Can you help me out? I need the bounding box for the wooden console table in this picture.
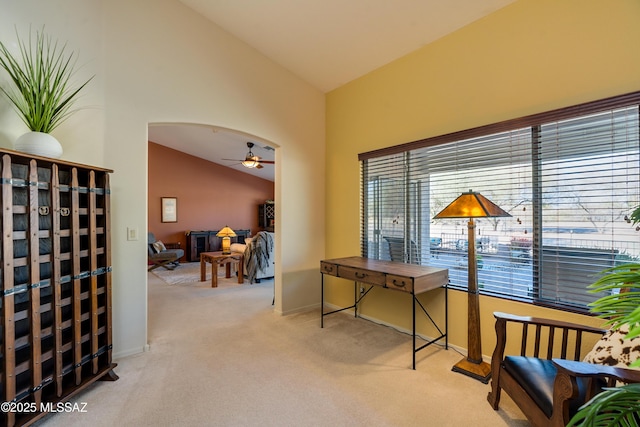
[200,251,244,288]
[320,256,448,369]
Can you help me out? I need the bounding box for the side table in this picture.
[200,251,244,287]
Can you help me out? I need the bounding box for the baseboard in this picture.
[279,302,320,316]
[113,344,149,360]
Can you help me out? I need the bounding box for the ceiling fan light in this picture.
[242,156,260,168]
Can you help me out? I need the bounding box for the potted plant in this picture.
[0,28,93,158]
[567,204,640,426]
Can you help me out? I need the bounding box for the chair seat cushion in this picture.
[150,249,183,261]
[503,356,590,418]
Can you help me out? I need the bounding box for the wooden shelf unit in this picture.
[0,149,117,427]
[258,203,274,232]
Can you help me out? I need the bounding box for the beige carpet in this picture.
[34,269,527,427]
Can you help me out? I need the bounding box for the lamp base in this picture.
[452,357,491,384]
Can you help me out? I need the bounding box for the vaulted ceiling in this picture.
[150,1,516,180]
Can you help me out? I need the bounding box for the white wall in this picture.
[1,0,326,358]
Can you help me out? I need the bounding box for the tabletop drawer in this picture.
[338,266,385,285]
[320,261,338,276]
[386,275,413,293]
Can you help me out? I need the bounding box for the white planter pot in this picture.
[14,131,63,159]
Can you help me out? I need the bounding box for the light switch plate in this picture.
[127,227,138,241]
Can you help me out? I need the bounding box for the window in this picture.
[360,92,640,312]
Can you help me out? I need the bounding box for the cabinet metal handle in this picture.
[392,279,406,287]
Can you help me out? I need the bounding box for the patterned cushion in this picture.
[152,240,166,253]
[583,324,640,368]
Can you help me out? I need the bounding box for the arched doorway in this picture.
[146,122,280,303]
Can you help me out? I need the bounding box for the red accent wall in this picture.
[148,142,274,255]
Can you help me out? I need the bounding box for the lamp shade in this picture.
[216,226,237,238]
[434,190,511,219]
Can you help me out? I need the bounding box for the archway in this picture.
[146,122,281,307]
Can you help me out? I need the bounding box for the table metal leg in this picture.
[321,273,324,328]
[445,283,449,349]
[413,292,416,370]
[354,282,358,318]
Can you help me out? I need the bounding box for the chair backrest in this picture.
[383,236,420,264]
[147,232,157,256]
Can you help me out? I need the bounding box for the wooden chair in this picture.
[486,312,640,427]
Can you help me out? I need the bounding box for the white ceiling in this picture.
[150,0,516,180]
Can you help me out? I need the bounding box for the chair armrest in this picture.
[553,359,640,385]
[164,242,181,249]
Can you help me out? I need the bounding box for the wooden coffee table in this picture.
[200,251,244,287]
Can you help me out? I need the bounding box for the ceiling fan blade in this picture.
[258,160,275,164]
[222,158,246,162]
[256,163,264,169]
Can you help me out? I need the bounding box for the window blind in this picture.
[536,107,639,309]
[360,93,640,312]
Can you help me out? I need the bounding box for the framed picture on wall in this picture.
[161,197,177,223]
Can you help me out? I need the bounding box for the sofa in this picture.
[231,231,275,283]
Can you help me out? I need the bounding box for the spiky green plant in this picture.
[567,205,640,426]
[0,28,93,133]
[628,204,640,231]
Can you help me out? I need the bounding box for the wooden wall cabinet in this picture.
[0,149,117,426]
[185,229,251,262]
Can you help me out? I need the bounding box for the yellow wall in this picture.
[325,0,640,358]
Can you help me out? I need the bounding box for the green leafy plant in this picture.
[568,384,640,426]
[567,204,640,426]
[0,28,93,133]
[587,263,640,366]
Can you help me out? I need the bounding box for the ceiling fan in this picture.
[223,142,275,169]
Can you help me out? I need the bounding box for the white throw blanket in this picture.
[244,231,273,283]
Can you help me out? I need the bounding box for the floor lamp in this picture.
[434,190,511,383]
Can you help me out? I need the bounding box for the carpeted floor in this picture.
[34,266,527,427]
[151,261,244,285]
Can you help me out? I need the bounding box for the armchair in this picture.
[487,312,640,427]
[147,232,184,271]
